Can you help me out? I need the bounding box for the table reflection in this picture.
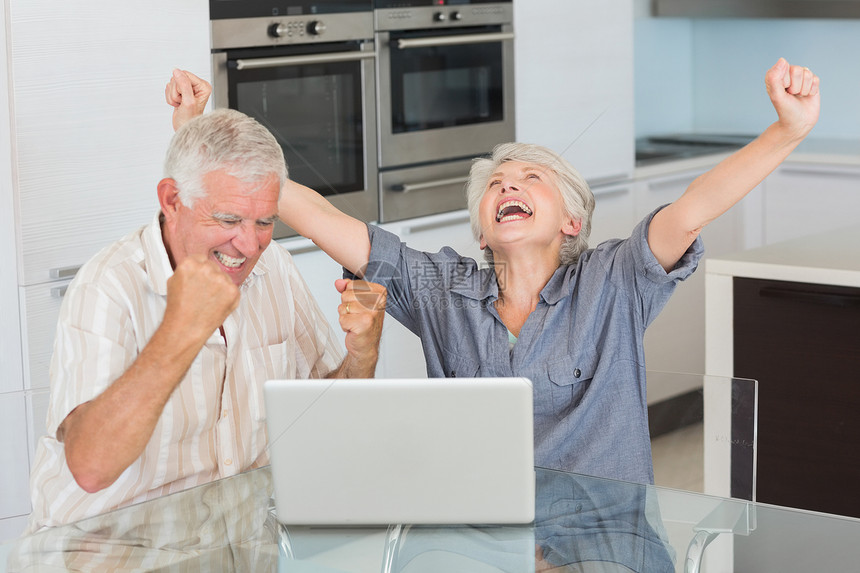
[7,467,679,573]
[7,468,279,572]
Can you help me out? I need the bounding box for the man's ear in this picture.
[157,178,182,220]
[561,217,582,237]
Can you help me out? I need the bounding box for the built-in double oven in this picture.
[210,0,378,239]
[210,0,514,232]
[374,0,515,222]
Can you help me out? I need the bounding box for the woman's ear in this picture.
[561,217,582,237]
[479,233,487,250]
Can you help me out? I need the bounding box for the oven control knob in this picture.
[307,20,326,35]
[269,23,287,38]
[433,11,447,22]
[451,11,463,21]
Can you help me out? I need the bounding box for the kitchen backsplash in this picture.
[634,11,860,139]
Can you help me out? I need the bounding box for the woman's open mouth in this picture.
[496,199,533,222]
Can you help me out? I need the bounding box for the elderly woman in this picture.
[169,58,819,483]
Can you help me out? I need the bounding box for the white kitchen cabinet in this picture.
[589,180,638,246]
[376,211,483,379]
[763,162,860,245]
[0,0,210,530]
[635,167,751,396]
[514,0,634,184]
[8,1,210,286]
[18,281,72,391]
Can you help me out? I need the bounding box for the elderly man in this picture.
[25,98,386,532]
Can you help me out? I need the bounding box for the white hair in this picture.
[164,108,287,207]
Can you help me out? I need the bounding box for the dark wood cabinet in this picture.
[733,277,860,518]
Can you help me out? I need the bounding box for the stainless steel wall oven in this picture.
[210,0,378,239]
[374,1,515,222]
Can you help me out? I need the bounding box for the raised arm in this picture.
[648,58,820,271]
[279,179,372,276]
[163,71,372,275]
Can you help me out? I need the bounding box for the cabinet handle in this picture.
[778,165,860,179]
[390,176,469,193]
[593,186,631,199]
[50,266,80,280]
[759,286,860,308]
[401,213,472,235]
[647,171,701,192]
[51,285,68,298]
[588,173,632,188]
[286,243,320,256]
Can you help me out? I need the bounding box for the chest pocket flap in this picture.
[546,344,598,420]
[444,353,481,378]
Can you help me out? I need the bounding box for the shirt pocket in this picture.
[442,353,481,378]
[546,346,598,421]
[244,340,293,422]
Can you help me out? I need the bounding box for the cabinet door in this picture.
[0,392,31,526]
[635,169,747,384]
[734,277,860,518]
[18,281,71,390]
[9,0,210,285]
[0,388,49,535]
[514,0,633,184]
[589,180,637,246]
[377,211,481,379]
[763,163,860,245]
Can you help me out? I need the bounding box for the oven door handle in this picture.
[395,32,515,50]
[391,176,469,193]
[233,51,375,71]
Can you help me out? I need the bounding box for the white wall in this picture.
[633,13,694,137]
[634,5,860,139]
[691,18,860,138]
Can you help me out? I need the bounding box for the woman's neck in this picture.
[492,248,559,336]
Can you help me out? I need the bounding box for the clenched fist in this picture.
[163,254,240,343]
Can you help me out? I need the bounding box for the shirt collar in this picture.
[539,264,577,305]
[447,262,575,306]
[447,264,499,302]
[142,211,267,296]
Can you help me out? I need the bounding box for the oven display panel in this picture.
[374,0,510,7]
[211,0,372,19]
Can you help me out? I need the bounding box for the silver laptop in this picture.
[263,377,535,525]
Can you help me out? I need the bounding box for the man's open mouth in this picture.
[215,251,246,268]
[496,200,533,222]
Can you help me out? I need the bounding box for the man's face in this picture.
[160,169,280,286]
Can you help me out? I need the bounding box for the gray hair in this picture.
[465,142,595,266]
[164,108,287,208]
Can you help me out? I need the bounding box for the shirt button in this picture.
[225,458,233,466]
[222,409,228,418]
[574,368,581,378]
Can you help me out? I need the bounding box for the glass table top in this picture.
[3,465,860,572]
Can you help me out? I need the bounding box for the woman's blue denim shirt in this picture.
[356,208,703,485]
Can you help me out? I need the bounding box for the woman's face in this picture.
[477,160,581,258]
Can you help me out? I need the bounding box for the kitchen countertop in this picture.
[706,224,860,288]
[704,224,860,381]
[634,135,860,179]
